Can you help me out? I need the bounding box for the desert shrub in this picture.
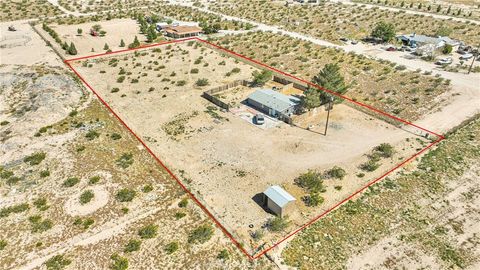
[190,68,199,73]
[266,216,289,232]
[164,241,179,254]
[110,133,121,140]
[217,249,229,260]
[138,224,158,239]
[82,218,94,229]
[176,80,186,86]
[79,190,94,204]
[110,254,128,270]
[360,160,380,172]
[124,239,141,253]
[374,143,395,158]
[188,224,214,244]
[174,212,186,219]
[111,87,120,93]
[0,203,29,218]
[63,177,80,187]
[251,69,272,86]
[0,120,9,126]
[295,170,325,193]
[40,170,50,178]
[142,184,153,193]
[178,198,188,208]
[29,215,53,233]
[85,130,100,140]
[303,192,324,207]
[116,188,136,202]
[89,176,100,184]
[0,240,6,250]
[195,78,209,86]
[116,153,133,168]
[45,254,71,270]
[325,166,346,179]
[117,76,125,83]
[24,152,46,165]
[33,198,49,211]
[0,170,13,179]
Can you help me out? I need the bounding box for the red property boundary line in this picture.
[64,37,445,260]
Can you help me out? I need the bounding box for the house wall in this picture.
[247,98,272,116]
[266,198,283,217]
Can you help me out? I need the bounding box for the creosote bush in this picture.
[138,224,158,239]
[188,224,214,244]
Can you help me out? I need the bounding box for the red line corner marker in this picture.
[64,37,444,260]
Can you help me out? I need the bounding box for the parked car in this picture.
[460,53,474,60]
[386,46,396,51]
[436,57,453,65]
[254,114,265,125]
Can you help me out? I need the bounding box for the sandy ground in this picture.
[46,19,142,58]
[346,164,480,269]
[71,41,428,252]
[0,21,62,66]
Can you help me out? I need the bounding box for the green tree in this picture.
[146,25,157,42]
[371,21,396,42]
[443,44,453,54]
[301,87,322,110]
[77,28,82,35]
[312,63,347,102]
[129,36,140,49]
[119,39,125,47]
[68,42,77,55]
[251,69,272,86]
[103,43,109,50]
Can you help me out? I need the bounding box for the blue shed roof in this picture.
[264,185,296,208]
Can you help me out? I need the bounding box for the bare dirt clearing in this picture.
[71,40,431,253]
[0,21,62,66]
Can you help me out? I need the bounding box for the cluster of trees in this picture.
[199,21,221,34]
[42,23,77,55]
[136,14,159,43]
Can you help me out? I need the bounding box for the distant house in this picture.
[246,88,300,118]
[163,25,203,38]
[263,185,296,218]
[397,34,460,49]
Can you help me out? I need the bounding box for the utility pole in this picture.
[467,44,479,74]
[324,96,334,136]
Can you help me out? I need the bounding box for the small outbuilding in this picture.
[263,185,296,218]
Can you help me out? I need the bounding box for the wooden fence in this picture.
[203,80,249,111]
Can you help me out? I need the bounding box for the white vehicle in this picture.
[436,57,453,65]
[254,114,265,125]
[460,53,473,60]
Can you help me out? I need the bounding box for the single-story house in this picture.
[263,185,296,218]
[246,88,300,118]
[397,34,460,49]
[163,25,203,38]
